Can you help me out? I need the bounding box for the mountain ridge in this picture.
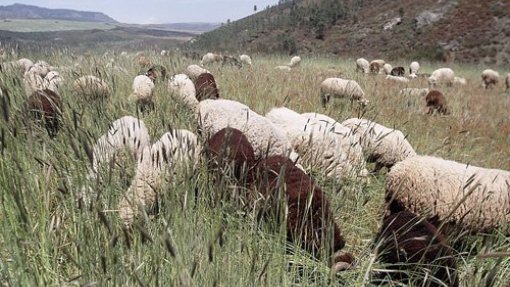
[0,3,117,23]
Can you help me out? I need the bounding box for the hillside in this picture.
[0,3,117,23]
[192,0,510,65]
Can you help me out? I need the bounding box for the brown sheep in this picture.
[425,90,449,115]
[390,67,405,77]
[254,155,353,271]
[370,59,385,74]
[374,211,458,287]
[22,89,62,137]
[145,65,167,83]
[195,73,219,101]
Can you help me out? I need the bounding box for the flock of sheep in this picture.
[2,50,510,286]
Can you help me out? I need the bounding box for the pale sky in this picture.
[1,0,279,24]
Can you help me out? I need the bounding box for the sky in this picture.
[2,0,280,24]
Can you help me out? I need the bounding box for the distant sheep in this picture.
[72,75,110,100]
[145,65,167,83]
[386,155,510,234]
[428,68,455,87]
[239,54,253,66]
[288,56,301,67]
[409,61,420,75]
[168,74,198,111]
[16,58,34,73]
[275,65,291,72]
[374,211,458,287]
[481,69,499,89]
[21,89,62,138]
[386,75,409,84]
[370,59,385,74]
[131,75,155,111]
[320,78,368,107]
[356,58,369,74]
[222,55,242,68]
[453,76,467,86]
[425,90,448,115]
[43,71,63,94]
[390,67,405,77]
[399,88,429,97]
[186,64,211,81]
[383,63,393,75]
[195,73,219,101]
[201,52,223,66]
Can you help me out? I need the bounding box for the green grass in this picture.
[0,51,509,286]
[0,19,115,32]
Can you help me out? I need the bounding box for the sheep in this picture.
[374,211,458,287]
[21,89,62,138]
[342,118,416,171]
[16,58,34,73]
[481,69,500,89]
[168,74,198,111]
[186,64,211,81]
[288,56,301,67]
[131,75,155,111]
[145,65,167,83]
[198,99,295,160]
[239,54,253,66]
[23,70,45,96]
[118,129,200,226]
[43,71,63,94]
[453,76,467,86]
[386,75,409,84]
[320,77,368,107]
[356,58,369,74]
[72,75,110,100]
[428,68,455,87]
[425,90,449,115]
[275,65,291,72]
[386,155,510,234]
[160,50,167,56]
[266,107,367,181]
[383,63,393,75]
[200,52,223,66]
[409,61,420,75]
[390,66,405,77]
[506,73,510,91]
[195,73,219,101]
[28,60,51,77]
[222,55,242,68]
[254,155,354,272]
[399,88,429,97]
[370,59,385,74]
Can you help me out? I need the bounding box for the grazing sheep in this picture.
[386,155,510,234]
[222,55,242,68]
[383,63,393,75]
[43,71,63,94]
[506,73,510,91]
[239,54,253,66]
[266,107,367,180]
[16,58,34,72]
[481,69,500,89]
[195,73,219,101]
[390,67,405,77]
[23,70,45,96]
[201,52,223,66]
[131,75,155,111]
[275,65,291,72]
[254,155,353,271]
[145,65,167,83]
[72,75,110,100]
[28,60,51,77]
[356,58,370,74]
[168,74,198,111]
[425,90,449,115]
[374,211,458,287]
[21,89,62,138]
[453,76,467,86]
[320,78,368,107]
[386,75,409,84]
[342,118,416,171]
[118,129,200,226]
[288,56,301,67]
[198,99,294,160]
[399,88,429,97]
[428,68,455,87]
[409,61,420,75]
[186,64,210,81]
[370,59,385,74]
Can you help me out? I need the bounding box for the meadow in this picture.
[0,50,509,286]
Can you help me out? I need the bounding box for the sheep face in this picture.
[425,90,449,115]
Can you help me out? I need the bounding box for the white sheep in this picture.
[428,68,455,87]
[320,78,368,107]
[16,58,34,73]
[453,76,467,86]
[160,50,167,56]
[383,63,393,75]
[200,52,223,66]
[118,129,200,226]
[168,74,198,111]
[355,58,369,74]
[342,118,416,170]
[275,65,291,72]
[239,54,253,66]
[198,99,294,160]
[186,64,210,81]
[481,69,500,89]
[30,60,52,77]
[130,75,155,109]
[409,61,420,75]
[385,75,409,84]
[399,88,429,97]
[288,56,301,67]
[23,70,44,96]
[72,75,110,100]
[43,71,63,93]
[386,155,510,233]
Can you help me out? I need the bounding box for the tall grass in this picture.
[0,50,509,286]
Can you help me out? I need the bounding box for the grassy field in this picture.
[0,19,115,32]
[0,50,509,286]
